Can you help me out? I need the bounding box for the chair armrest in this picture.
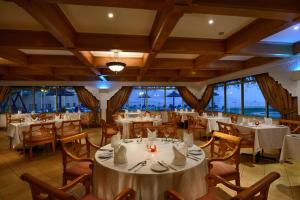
[62,146,94,163]
[114,188,135,200]
[164,189,185,200]
[206,174,245,192]
[291,126,300,134]
[199,137,213,148]
[87,138,100,149]
[59,174,90,192]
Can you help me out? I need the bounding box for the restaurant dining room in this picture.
[1,0,300,200]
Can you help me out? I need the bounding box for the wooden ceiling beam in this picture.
[0,48,28,65]
[244,57,282,68]
[239,42,294,57]
[194,54,224,67]
[28,55,84,67]
[13,0,75,48]
[188,0,300,21]
[151,58,194,69]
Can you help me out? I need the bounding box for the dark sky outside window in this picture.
[213,84,224,112]
[147,87,165,111]
[226,83,241,114]
[244,81,266,117]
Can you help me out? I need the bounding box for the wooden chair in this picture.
[6,112,23,149]
[200,132,242,186]
[279,119,300,134]
[164,172,280,200]
[100,119,119,146]
[80,112,90,128]
[22,122,56,160]
[56,119,82,139]
[21,173,135,200]
[164,112,181,127]
[60,132,99,186]
[217,121,238,135]
[187,116,208,138]
[225,113,239,124]
[142,124,177,138]
[131,121,153,138]
[38,113,53,121]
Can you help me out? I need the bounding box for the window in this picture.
[122,86,191,111]
[206,76,281,118]
[226,80,241,114]
[244,80,266,117]
[1,86,95,113]
[213,83,224,112]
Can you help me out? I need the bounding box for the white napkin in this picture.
[31,111,35,114]
[185,108,188,112]
[55,114,60,120]
[125,109,128,113]
[175,108,178,112]
[183,132,193,147]
[18,110,22,114]
[172,146,187,166]
[25,116,32,123]
[155,115,161,119]
[145,113,150,118]
[191,109,195,112]
[114,145,127,164]
[118,115,123,120]
[63,114,70,120]
[218,112,223,117]
[203,112,207,117]
[180,109,183,113]
[137,109,141,113]
[147,128,157,141]
[264,117,272,125]
[111,132,121,148]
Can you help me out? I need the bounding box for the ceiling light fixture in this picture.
[208,19,214,25]
[106,50,126,73]
[294,25,299,30]
[108,12,114,18]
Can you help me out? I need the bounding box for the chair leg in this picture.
[63,174,67,186]
[236,175,241,186]
[9,137,12,149]
[100,134,104,146]
[51,141,56,153]
[29,146,33,160]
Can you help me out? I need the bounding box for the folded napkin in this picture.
[125,109,128,113]
[183,132,194,147]
[145,113,150,118]
[118,115,123,120]
[55,114,60,120]
[175,108,178,112]
[25,116,32,123]
[114,145,127,164]
[218,112,223,117]
[63,114,70,120]
[191,109,195,112]
[172,146,187,166]
[111,132,121,148]
[264,117,272,125]
[242,117,249,125]
[155,115,161,119]
[180,109,183,113]
[203,112,207,117]
[31,111,35,114]
[18,110,22,114]
[185,109,188,112]
[147,128,157,141]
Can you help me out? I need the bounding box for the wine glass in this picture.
[136,131,142,143]
[164,131,170,142]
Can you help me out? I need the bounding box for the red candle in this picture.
[150,145,156,152]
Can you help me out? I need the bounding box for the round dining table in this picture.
[93,139,208,200]
[115,117,163,139]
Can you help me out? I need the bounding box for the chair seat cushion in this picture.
[65,161,92,176]
[197,191,221,200]
[81,194,101,200]
[210,161,237,176]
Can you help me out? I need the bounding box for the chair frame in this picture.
[100,119,120,146]
[165,172,280,200]
[21,173,136,200]
[60,132,99,186]
[279,119,300,134]
[131,121,154,138]
[22,122,56,160]
[187,116,208,139]
[56,119,82,139]
[200,131,242,186]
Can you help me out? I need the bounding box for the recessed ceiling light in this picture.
[108,12,114,18]
[208,19,214,25]
[294,25,299,30]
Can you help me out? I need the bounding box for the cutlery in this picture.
[161,161,178,171]
[100,156,112,162]
[99,149,113,152]
[134,161,147,172]
[128,161,144,171]
[187,156,199,161]
[188,154,201,160]
[157,161,169,170]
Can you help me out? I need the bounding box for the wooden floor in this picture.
[0,128,299,200]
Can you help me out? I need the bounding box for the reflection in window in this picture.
[57,87,79,112]
[35,88,56,113]
[10,88,33,113]
[213,84,224,112]
[226,80,241,114]
[244,81,266,117]
[123,86,190,111]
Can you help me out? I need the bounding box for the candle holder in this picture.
[148,144,157,152]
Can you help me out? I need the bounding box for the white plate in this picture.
[98,152,113,159]
[188,150,202,155]
[150,163,168,172]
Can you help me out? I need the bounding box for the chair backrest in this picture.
[59,120,81,138]
[225,113,239,124]
[60,133,90,169]
[132,121,153,138]
[217,121,238,136]
[279,119,300,134]
[6,112,23,125]
[100,119,109,136]
[232,172,280,200]
[26,122,55,142]
[141,125,177,138]
[21,173,76,200]
[209,132,241,167]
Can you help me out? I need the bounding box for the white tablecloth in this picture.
[235,124,290,153]
[6,119,65,148]
[93,139,208,200]
[124,112,142,118]
[115,117,162,139]
[199,116,231,133]
[176,111,199,122]
[280,134,300,162]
